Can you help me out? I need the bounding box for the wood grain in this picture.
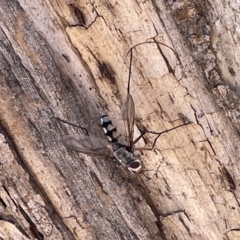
[1,0,240,239]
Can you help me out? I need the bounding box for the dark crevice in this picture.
[189,104,218,157]
[160,209,186,218]
[155,42,174,74]
[19,205,44,240]
[73,6,86,26]
[3,185,44,240]
[0,212,31,239]
[150,0,166,29]
[178,213,192,237]
[0,197,7,208]
[190,104,199,124]
[136,183,168,240]
[89,170,109,196]
[28,118,41,135]
[98,61,116,85]
[219,166,236,192]
[205,138,216,156]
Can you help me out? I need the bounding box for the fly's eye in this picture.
[127,161,141,171]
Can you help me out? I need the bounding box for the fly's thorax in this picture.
[113,147,141,172]
[101,115,141,172]
[100,115,119,142]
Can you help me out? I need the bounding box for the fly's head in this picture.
[113,147,142,173]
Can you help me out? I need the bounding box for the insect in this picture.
[59,42,184,172]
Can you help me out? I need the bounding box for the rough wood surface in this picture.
[1,0,240,239]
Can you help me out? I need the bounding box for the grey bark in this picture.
[1,0,240,239]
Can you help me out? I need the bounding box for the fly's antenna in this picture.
[127,47,133,95]
[53,117,89,135]
[126,40,171,95]
[126,41,178,93]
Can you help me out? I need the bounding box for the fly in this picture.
[59,42,187,173]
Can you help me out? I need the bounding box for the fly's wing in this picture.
[121,93,135,145]
[61,134,113,158]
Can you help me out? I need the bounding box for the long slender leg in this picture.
[132,131,147,145]
[53,117,89,135]
[134,132,161,151]
[134,122,191,151]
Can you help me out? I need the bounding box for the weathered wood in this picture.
[1,0,240,239]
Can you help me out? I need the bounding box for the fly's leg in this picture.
[131,123,160,150]
[134,122,191,151]
[132,131,147,145]
[54,117,89,135]
[134,131,161,151]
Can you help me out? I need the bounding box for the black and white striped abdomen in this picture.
[100,115,119,142]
